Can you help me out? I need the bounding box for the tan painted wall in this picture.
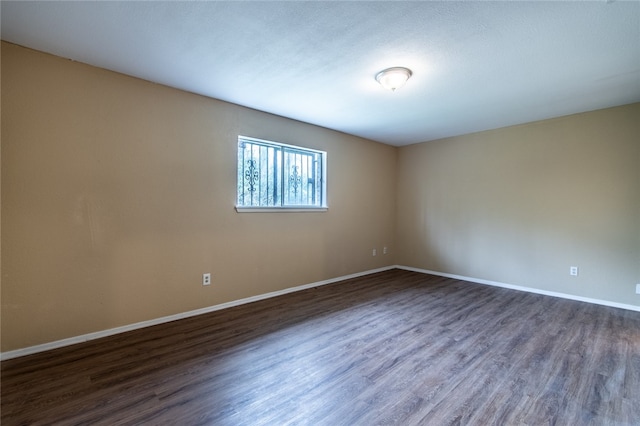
[397,103,640,307]
[2,41,638,354]
[1,43,397,352]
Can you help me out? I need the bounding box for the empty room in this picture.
[1,1,639,425]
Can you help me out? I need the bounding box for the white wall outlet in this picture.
[636,284,640,295]
[383,246,388,255]
[203,273,211,286]
[372,249,377,256]
[570,266,579,276]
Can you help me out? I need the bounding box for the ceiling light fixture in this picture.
[375,67,413,91]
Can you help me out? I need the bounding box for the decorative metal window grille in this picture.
[237,136,326,208]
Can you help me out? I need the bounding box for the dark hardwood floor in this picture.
[2,269,639,425]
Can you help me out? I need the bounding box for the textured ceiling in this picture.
[2,1,639,146]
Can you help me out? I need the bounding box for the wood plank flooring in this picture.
[2,269,639,425]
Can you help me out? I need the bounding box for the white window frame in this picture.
[235,136,328,213]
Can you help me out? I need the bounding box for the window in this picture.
[236,136,327,211]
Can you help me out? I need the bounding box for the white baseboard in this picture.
[396,265,640,313]
[5,264,636,361]
[0,266,395,361]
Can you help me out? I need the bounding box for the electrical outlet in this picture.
[372,249,377,256]
[383,246,388,255]
[570,266,578,276]
[636,284,640,295]
[203,273,211,286]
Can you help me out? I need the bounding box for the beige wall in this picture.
[397,103,640,307]
[2,41,638,354]
[1,42,397,352]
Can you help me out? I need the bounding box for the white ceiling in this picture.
[2,1,639,146]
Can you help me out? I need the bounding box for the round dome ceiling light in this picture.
[375,67,413,91]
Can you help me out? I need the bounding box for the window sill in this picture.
[235,206,328,213]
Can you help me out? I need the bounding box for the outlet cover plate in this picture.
[636,284,640,295]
